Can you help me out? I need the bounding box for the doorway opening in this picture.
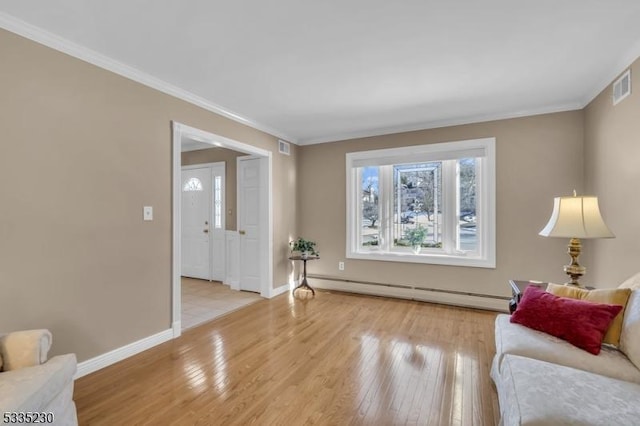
[172,122,273,336]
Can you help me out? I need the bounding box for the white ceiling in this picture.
[2,1,640,145]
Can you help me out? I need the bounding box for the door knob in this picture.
[203,229,209,233]
[239,230,246,235]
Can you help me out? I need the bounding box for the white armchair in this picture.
[0,330,78,425]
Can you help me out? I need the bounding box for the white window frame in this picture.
[346,138,496,268]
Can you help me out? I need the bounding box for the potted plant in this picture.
[289,237,319,258]
[405,225,427,254]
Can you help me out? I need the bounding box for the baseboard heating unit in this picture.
[307,275,510,312]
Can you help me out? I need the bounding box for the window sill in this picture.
[347,250,495,268]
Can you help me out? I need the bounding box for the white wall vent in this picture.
[278,140,290,155]
[613,69,631,105]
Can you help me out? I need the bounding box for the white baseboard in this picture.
[311,278,509,312]
[172,321,181,338]
[267,283,291,298]
[75,328,174,379]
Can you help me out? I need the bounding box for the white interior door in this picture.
[210,163,226,281]
[238,157,264,293]
[182,167,211,280]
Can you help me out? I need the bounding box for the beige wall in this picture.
[0,29,297,362]
[181,147,246,231]
[584,57,640,286]
[298,112,585,298]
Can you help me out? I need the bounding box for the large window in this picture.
[346,138,495,268]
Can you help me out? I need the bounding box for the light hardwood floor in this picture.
[74,291,500,425]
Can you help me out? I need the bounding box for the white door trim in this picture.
[172,122,273,338]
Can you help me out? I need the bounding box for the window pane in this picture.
[347,138,495,267]
[360,167,380,248]
[392,163,442,249]
[458,158,477,251]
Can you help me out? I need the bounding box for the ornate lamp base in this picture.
[563,237,586,287]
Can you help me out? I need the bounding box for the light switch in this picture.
[143,206,153,221]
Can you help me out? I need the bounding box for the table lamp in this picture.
[539,191,614,286]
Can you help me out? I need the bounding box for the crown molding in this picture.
[2,10,638,147]
[582,39,640,107]
[298,102,583,145]
[0,12,297,144]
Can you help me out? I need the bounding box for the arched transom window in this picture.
[183,177,203,192]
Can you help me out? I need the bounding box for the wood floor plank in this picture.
[74,290,500,425]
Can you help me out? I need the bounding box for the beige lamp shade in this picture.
[539,195,614,239]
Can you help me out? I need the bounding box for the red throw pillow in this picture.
[510,286,623,355]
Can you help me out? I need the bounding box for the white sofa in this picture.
[0,330,78,426]
[491,274,640,426]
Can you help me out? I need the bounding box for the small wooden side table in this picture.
[508,280,547,313]
[289,255,319,296]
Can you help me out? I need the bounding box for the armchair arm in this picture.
[0,329,52,371]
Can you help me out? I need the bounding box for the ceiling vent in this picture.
[278,140,290,155]
[613,69,631,105]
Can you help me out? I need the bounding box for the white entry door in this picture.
[237,156,265,293]
[182,167,211,279]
